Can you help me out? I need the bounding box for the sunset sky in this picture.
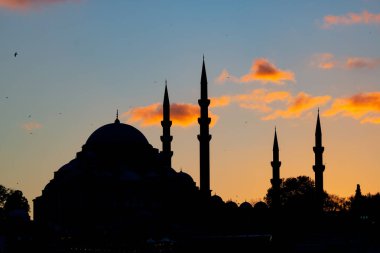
[1,0,380,213]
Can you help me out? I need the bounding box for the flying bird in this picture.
[14,52,18,57]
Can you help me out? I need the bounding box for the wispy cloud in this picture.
[216,58,295,85]
[311,53,380,70]
[311,53,337,70]
[22,121,42,132]
[345,57,380,69]
[212,89,328,121]
[0,0,78,11]
[322,10,380,29]
[233,89,291,112]
[262,92,331,120]
[323,92,380,124]
[215,69,239,84]
[210,96,231,108]
[123,103,218,127]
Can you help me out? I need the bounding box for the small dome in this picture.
[85,121,149,149]
[239,201,253,209]
[254,201,268,210]
[177,171,195,184]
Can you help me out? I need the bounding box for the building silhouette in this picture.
[30,58,344,252]
[33,101,197,240]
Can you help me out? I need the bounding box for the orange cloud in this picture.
[240,58,295,85]
[262,92,331,120]
[210,96,231,108]
[123,103,218,127]
[234,89,291,112]
[311,53,337,69]
[322,10,380,29]
[22,121,42,132]
[361,116,380,124]
[323,92,380,124]
[0,0,78,10]
[345,57,380,69]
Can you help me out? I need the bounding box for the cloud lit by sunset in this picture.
[312,53,337,70]
[234,89,291,112]
[22,121,42,132]
[210,96,231,108]
[240,58,295,85]
[123,103,219,127]
[216,58,295,85]
[215,69,240,84]
[0,0,77,10]
[324,92,380,124]
[345,57,380,69]
[262,92,331,120]
[322,10,380,29]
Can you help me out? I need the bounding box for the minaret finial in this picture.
[115,109,120,123]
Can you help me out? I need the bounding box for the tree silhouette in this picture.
[0,184,10,208]
[323,194,348,212]
[4,190,30,214]
[265,176,318,212]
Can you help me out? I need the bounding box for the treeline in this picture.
[0,185,30,223]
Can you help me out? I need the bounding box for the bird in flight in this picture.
[14,52,18,57]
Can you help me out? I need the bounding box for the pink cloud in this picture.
[345,57,380,69]
[322,10,380,29]
[22,121,42,132]
[0,0,78,10]
[311,53,337,70]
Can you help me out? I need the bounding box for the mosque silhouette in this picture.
[32,58,328,251]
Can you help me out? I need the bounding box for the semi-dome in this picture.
[85,119,149,148]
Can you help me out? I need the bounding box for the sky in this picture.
[1,0,380,213]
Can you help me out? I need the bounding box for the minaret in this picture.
[313,109,325,209]
[271,127,282,209]
[160,81,173,168]
[198,56,212,197]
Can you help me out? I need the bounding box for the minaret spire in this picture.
[271,127,282,209]
[115,109,120,123]
[161,81,173,168]
[313,109,325,211]
[198,57,212,197]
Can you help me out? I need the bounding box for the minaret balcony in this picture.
[198,99,210,106]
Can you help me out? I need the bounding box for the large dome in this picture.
[85,120,149,148]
